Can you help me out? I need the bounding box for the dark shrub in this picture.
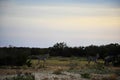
[0,48,31,66]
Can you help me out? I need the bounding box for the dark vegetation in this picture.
[4,73,35,80]
[0,42,120,66]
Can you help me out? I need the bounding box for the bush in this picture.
[79,63,113,75]
[94,63,105,70]
[0,48,31,66]
[26,59,32,67]
[88,63,113,74]
[81,73,90,79]
[113,56,120,67]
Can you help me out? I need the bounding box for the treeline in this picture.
[0,43,120,66]
[49,42,120,59]
[0,47,48,66]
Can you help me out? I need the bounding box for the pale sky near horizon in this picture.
[0,0,120,48]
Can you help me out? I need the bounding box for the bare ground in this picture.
[0,66,120,80]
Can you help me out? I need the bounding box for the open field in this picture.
[0,57,120,80]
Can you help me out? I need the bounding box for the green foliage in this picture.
[26,59,32,67]
[81,73,90,79]
[113,55,120,66]
[85,45,99,56]
[0,43,120,66]
[4,73,35,80]
[50,43,120,58]
[94,63,105,70]
[0,48,31,66]
[80,64,114,74]
[50,42,70,57]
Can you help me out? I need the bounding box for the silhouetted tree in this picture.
[50,42,68,56]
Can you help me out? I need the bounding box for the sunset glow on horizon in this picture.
[0,0,120,47]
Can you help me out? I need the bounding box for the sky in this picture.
[0,0,120,48]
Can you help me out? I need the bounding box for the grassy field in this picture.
[0,57,120,80]
[31,57,103,67]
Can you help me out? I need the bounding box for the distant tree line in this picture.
[0,42,120,66]
[49,42,120,59]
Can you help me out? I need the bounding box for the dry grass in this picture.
[0,57,120,80]
[100,74,117,80]
[52,67,64,75]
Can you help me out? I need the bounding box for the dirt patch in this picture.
[0,66,120,80]
[0,69,35,75]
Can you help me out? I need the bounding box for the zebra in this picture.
[104,55,120,66]
[104,56,114,66]
[37,53,49,65]
[87,53,99,64]
[29,53,49,66]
